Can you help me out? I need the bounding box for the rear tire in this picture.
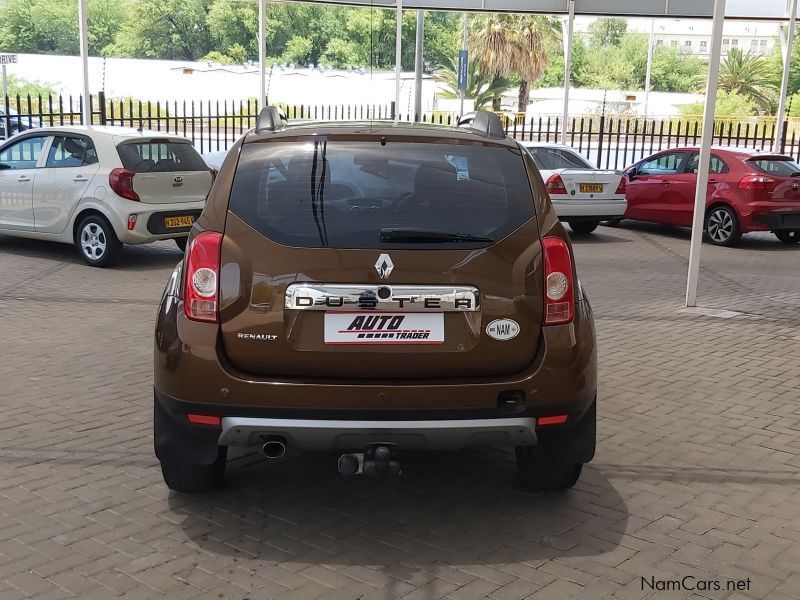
[568,220,599,235]
[774,230,800,244]
[174,237,188,252]
[75,214,122,267]
[705,205,741,247]
[515,447,583,491]
[160,447,227,493]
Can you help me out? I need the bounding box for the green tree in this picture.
[718,48,776,111]
[588,18,628,47]
[206,0,258,60]
[649,45,706,92]
[281,36,314,65]
[3,74,58,98]
[109,0,213,60]
[468,13,560,112]
[0,0,129,56]
[436,58,514,109]
[321,38,361,66]
[679,90,757,117]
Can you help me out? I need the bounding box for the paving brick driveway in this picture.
[1,224,799,600]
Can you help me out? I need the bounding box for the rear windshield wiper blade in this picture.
[380,228,494,243]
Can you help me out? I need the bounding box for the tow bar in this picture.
[338,443,401,477]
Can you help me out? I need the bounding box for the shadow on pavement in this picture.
[167,448,629,583]
[609,221,800,251]
[0,235,184,270]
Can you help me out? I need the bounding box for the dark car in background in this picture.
[620,147,800,246]
[0,106,42,139]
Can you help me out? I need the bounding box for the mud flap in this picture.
[535,398,596,463]
[154,392,222,465]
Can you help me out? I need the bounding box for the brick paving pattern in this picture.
[0,223,799,600]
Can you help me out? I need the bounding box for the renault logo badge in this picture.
[375,254,394,279]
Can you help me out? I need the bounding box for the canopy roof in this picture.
[296,0,794,20]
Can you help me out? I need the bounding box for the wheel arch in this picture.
[71,208,115,242]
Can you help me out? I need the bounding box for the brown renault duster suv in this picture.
[154,108,597,493]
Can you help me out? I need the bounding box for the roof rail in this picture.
[459,110,505,140]
[255,106,288,132]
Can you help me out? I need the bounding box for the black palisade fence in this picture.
[2,92,797,167]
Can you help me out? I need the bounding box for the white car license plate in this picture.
[324,312,444,345]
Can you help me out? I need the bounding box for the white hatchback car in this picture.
[0,126,212,266]
[522,142,626,234]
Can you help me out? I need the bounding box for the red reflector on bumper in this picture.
[187,413,221,426]
[538,414,568,426]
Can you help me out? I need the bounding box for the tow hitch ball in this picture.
[338,443,401,477]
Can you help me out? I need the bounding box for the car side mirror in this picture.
[627,169,637,180]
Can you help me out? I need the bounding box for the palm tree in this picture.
[468,14,560,113]
[718,48,776,112]
[436,57,514,110]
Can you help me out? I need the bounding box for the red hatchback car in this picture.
[619,147,800,246]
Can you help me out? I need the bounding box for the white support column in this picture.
[78,0,91,125]
[685,0,726,308]
[459,12,467,117]
[414,9,424,122]
[394,0,403,123]
[644,19,655,116]
[560,0,575,145]
[259,0,266,108]
[775,0,798,151]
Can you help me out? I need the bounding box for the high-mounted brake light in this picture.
[615,177,626,195]
[109,168,140,201]
[184,231,222,323]
[545,173,567,195]
[542,236,575,326]
[738,175,777,192]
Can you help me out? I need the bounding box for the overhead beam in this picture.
[296,0,787,20]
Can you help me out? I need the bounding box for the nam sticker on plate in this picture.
[324,313,444,345]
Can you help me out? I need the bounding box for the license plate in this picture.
[164,215,194,229]
[579,183,604,193]
[324,313,444,345]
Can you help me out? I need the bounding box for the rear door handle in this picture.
[659,179,671,185]
[72,176,88,182]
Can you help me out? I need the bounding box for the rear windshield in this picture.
[748,157,800,177]
[117,141,208,173]
[525,146,592,170]
[228,140,535,248]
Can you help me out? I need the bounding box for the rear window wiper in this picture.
[380,228,494,243]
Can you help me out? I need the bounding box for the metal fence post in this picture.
[390,101,396,120]
[781,119,789,154]
[98,91,107,125]
[596,114,605,168]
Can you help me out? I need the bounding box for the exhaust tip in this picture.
[262,440,286,459]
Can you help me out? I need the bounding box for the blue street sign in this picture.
[458,50,468,92]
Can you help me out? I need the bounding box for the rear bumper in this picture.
[552,197,626,219]
[218,415,537,450]
[112,199,205,244]
[751,211,800,230]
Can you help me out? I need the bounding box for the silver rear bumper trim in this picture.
[219,416,537,450]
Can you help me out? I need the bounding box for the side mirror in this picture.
[627,168,637,181]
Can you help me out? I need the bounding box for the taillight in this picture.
[184,231,222,323]
[615,177,626,195]
[109,168,139,201]
[738,175,777,192]
[542,236,575,326]
[545,173,567,194]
